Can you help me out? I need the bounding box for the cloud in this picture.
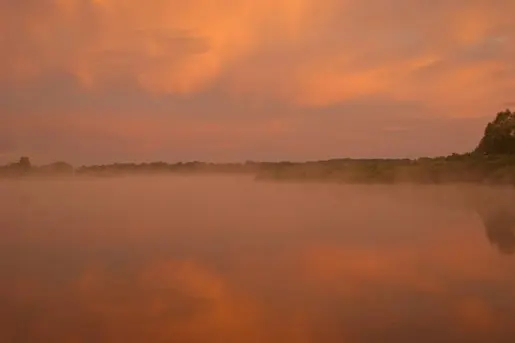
[3,0,513,104]
[1,0,514,162]
[0,0,331,94]
[220,0,515,111]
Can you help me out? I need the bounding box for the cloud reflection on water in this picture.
[0,177,514,343]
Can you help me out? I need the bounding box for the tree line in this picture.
[2,109,515,184]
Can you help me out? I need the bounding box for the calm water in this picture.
[1,176,515,343]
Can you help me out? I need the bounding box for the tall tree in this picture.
[18,156,32,172]
[475,109,515,155]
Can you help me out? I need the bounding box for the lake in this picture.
[1,176,514,343]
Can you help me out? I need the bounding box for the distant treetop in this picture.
[17,156,32,171]
[475,109,515,155]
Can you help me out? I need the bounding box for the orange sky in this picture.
[1,0,514,164]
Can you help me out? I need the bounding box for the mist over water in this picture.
[1,176,515,343]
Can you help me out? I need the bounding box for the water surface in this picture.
[1,176,514,343]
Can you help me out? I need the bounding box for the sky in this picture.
[1,0,514,165]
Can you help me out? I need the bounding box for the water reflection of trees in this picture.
[480,209,515,255]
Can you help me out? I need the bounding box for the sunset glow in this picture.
[1,0,514,163]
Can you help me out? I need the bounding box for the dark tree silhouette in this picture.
[18,156,31,170]
[475,109,515,155]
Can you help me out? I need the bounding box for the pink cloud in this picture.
[1,0,514,162]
